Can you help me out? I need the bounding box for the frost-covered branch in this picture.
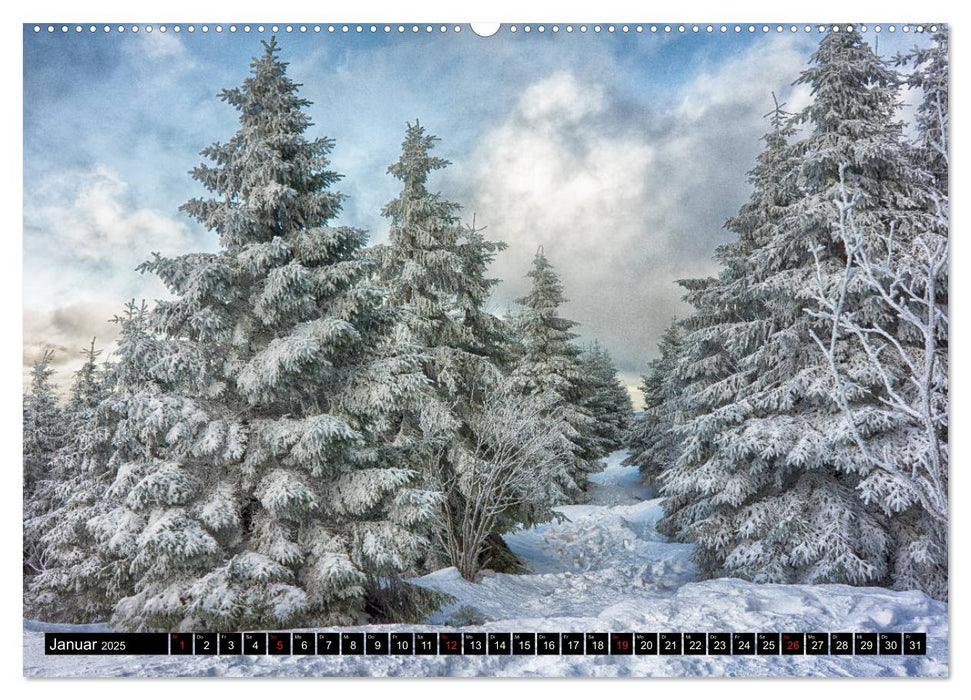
[807,164,948,526]
[431,381,568,580]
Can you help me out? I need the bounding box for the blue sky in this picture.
[22,24,935,401]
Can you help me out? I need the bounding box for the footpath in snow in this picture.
[23,451,948,677]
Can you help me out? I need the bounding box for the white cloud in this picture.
[475,72,653,266]
[25,166,194,268]
[124,30,193,66]
[518,71,606,125]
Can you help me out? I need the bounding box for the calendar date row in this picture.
[45,631,926,656]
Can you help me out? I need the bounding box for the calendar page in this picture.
[21,20,948,678]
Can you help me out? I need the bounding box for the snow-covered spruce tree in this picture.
[623,320,686,490]
[660,29,931,588]
[377,123,508,377]
[806,32,949,600]
[683,32,936,584]
[70,339,102,406]
[784,30,939,592]
[107,40,433,631]
[579,341,633,457]
[657,100,802,557]
[374,122,554,581]
[26,327,138,623]
[898,28,948,192]
[456,215,513,369]
[23,349,64,581]
[512,249,598,495]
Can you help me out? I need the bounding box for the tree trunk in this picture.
[478,532,527,575]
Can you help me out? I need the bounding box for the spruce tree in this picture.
[579,341,633,457]
[512,249,597,495]
[657,100,801,556]
[106,40,432,631]
[27,332,130,623]
[859,28,950,600]
[375,123,548,580]
[624,320,686,490]
[899,28,948,191]
[788,30,939,592]
[661,31,933,587]
[377,123,508,386]
[23,350,64,581]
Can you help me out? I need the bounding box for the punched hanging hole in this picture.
[470,23,501,37]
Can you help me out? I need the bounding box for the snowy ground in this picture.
[23,451,948,677]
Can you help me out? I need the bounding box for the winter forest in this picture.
[23,25,947,675]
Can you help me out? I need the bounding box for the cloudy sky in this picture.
[22,24,933,404]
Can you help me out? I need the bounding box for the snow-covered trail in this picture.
[414,450,697,624]
[23,451,948,677]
